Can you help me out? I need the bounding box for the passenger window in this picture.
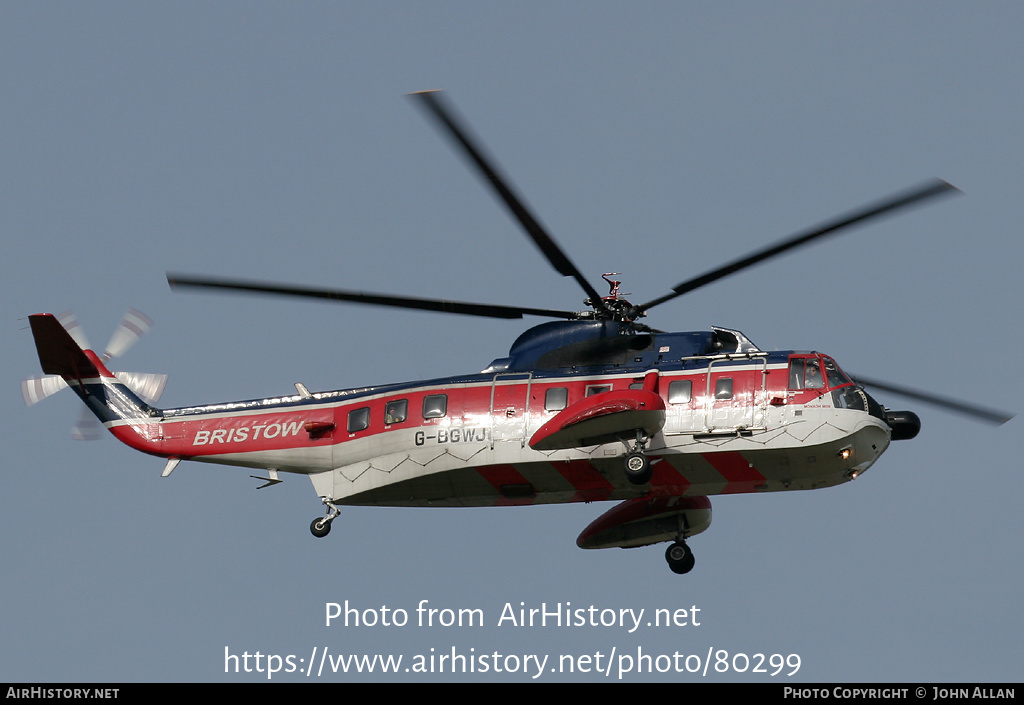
[545,387,568,411]
[714,378,733,400]
[668,380,692,404]
[422,394,447,419]
[347,407,370,433]
[385,399,408,425]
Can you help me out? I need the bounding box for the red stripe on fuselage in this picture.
[158,413,326,457]
[702,451,766,494]
[552,459,614,502]
[648,458,692,495]
[476,464,535,506]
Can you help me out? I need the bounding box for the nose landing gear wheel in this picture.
[310,517,332,538]
[310,498,341,538]
[665,541,695,574]
[624,452,653,484]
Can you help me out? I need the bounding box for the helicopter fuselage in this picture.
[93,322,894,509]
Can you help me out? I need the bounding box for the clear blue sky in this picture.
[2,2,1021,682]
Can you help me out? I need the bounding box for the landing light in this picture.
[837,446,853,461]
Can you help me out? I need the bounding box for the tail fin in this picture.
[28,313,162,439]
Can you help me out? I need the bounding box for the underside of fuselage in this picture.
[306,412,891,508]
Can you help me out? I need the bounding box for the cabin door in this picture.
[704,357,768,432]
[490,372,532,447]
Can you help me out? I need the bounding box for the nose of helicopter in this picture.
[839,417,893,481]
[884,410,921,440]
[859,387,920,441]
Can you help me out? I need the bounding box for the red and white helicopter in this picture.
[25,92,1012,574]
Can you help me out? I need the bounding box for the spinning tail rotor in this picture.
[21,309,167,439]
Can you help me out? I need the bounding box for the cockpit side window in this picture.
[789,358,824,390]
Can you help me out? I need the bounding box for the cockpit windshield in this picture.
[821,356,852,388]
[790,354,869,412]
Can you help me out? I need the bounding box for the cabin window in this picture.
[668,379,692,404]
[714,378,733,400]
[422,394,447,419]
[586,385,611,397]
[385,399,408,425]
[347,407,370,433]
[545,387,568,411]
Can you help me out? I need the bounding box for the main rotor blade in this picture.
[853,375,1014,426]
[410,90,609,313]
[167,274,579,320]
[636,179,960,314]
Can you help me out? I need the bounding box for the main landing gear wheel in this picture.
[624,452,653,485]
[665,541,695,574]
[622,429,654,485]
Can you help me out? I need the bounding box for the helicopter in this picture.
[26,91,1013,574]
